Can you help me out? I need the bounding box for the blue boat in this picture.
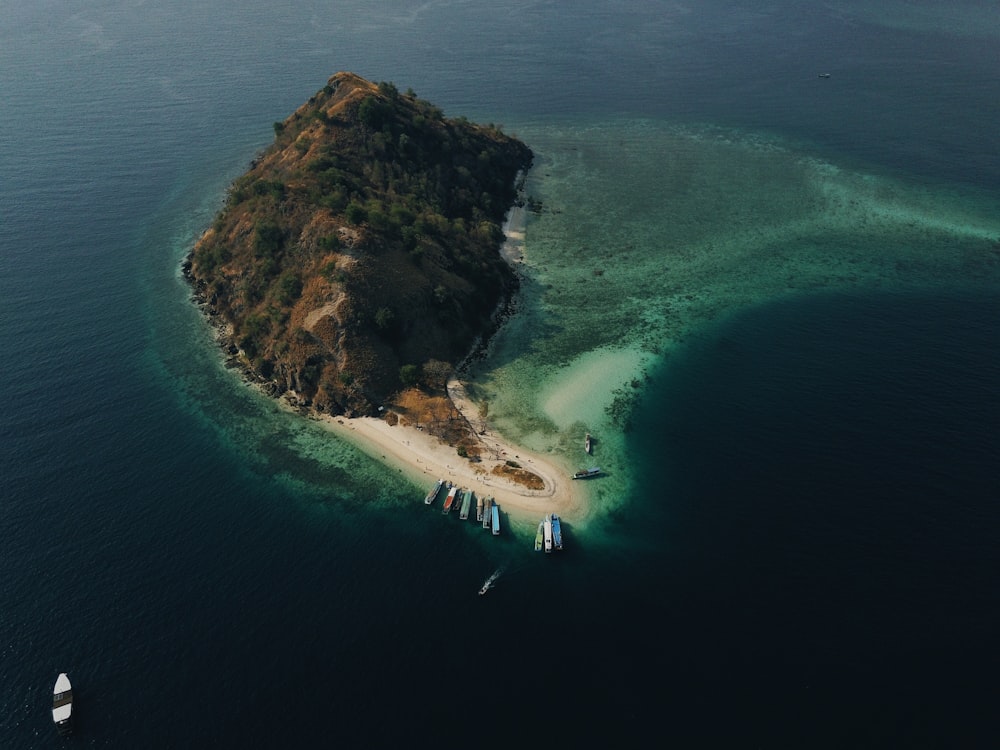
[491,502,500,536]
[551,514,563,550]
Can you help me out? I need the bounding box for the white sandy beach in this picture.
[316,402,584,519]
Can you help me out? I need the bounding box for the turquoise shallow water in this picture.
[2,1,999,745]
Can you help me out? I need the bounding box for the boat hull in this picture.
[52,673,73,735]
[442,487,459,515]
[551,514,563,550]
[424,479,445,505]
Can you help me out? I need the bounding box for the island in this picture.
[185,72,582,518]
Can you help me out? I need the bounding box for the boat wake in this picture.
[478,567,504,596]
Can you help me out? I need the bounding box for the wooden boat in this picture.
[442,485,459,515]
[534,520,544,551]
[572,467,602,480]
[551,513,564,550]
[476,494,485,522]
[424,478,445,505]
[543,515,553,553]
[459,490,473,520]
[491,502,501,536]
[482,498,492,529]
[585,432,592,454]
[52,673,73,736]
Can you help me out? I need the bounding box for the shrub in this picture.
[399,364,421,386]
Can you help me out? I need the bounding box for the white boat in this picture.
[543,515,553,553]
[478,567,503,595]
[424,478,445,505]
[52,673,73,735]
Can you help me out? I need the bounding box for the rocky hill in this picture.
[185,72,532,416]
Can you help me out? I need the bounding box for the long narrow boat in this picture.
[585,432,592,454]
[442,485,459,515]
[482,498,492,529]
[476,494,484,522]
[543,515,553,552]
[52,673,73,736]
[572,466,602,480]
[491,502,501,536]
[551,513,564,550]
[459,490,473,520]
[424,478,445,505]
[534,520,544,551]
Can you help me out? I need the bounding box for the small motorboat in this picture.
[52,672,73,735]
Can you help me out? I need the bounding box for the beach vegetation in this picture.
[399,364,421,386]
[374,306,395,331]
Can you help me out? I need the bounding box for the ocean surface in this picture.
[2,1,999,746]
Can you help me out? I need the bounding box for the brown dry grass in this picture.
[385,387,547,490]
[387,388,481,458]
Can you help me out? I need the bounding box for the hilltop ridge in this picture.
[185,72,533,419]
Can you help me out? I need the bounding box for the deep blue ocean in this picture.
[2,2,999,747]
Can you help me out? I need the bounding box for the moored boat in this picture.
[442,485,459,515]
[543,515,553,552]
[585,432,592,454]
[476,494,484,522]
[459,489,473,520]
[491,502,501,536]
[551,513,563,550]
[534,520,544,551]
[482,498,492,529]
[52,672,73,736]
[424,478,445,505]
[572,466,602,480]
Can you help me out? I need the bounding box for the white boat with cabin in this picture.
[52,672,73,735]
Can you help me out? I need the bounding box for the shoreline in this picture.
[228,195,588,523]
[310,200,587,522]
[312,403,584,521]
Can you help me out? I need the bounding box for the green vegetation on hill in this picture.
[186,72,533,416]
